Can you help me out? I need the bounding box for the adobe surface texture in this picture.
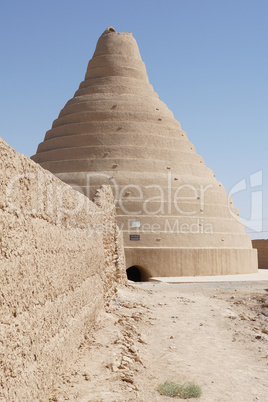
[0,136,125,399]
[32,27,257,278]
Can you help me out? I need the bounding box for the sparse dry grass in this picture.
[157,380,202,398]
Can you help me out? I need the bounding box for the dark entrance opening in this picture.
[126,265,142,282]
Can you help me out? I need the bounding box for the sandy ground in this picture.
[52,280,268,402]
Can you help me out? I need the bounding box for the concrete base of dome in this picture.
[125,247,258,278]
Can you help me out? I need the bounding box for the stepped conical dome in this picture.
[32,27,257,279]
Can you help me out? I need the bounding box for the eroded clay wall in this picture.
[0,137,126,401]
[252,240,268,269]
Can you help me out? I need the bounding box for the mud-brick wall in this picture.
[252,240,268,269]
[0,137,126,401]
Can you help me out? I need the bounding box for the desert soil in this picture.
[53,280,268,402]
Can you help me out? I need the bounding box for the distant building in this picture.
[252,240,268,269]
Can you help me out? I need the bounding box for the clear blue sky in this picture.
[0,0,267,239]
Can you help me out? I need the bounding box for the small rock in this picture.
[121,375,134,384]
[228,315,237,320]
[255,335,262,340]
[122,356,132,364]
[82,373,90,381]
[261,310,268,317]
[138,337,146,344]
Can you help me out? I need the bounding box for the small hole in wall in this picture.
[127,266,141,282]
[126,265,150,282]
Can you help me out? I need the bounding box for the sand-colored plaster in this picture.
[0,137,125,400]
[32,27,257,277]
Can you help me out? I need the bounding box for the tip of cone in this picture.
[102,26,116,35]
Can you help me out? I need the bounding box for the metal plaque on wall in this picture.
[130,234,140,241]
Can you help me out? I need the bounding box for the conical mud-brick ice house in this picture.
[32,27,258,280]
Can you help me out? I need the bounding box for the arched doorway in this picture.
[126,265,149,282]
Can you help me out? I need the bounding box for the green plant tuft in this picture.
[157,381,202,399]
